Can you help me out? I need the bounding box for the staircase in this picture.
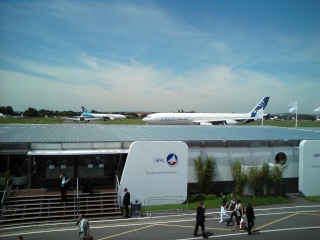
[1,189,122,225]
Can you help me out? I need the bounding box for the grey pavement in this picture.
[0,193,319,240]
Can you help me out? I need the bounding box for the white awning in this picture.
[27,149,129,155]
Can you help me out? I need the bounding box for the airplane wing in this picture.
[192,117,254,126]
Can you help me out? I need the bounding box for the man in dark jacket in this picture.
[194,201,206,238]
[246,202,255,235]
[123,187,131,218]
[59,173,70,204]
[226,193,237,226]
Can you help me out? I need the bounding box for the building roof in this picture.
[1,124,320,144]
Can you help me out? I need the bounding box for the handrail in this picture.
[1,175,13,221]
[115,175,121,210]
[144,195,188,217]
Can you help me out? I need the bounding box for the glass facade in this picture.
[0,153,127,190]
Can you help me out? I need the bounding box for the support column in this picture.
[27,155,32,188]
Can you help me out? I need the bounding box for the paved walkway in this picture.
[1,192,319,240]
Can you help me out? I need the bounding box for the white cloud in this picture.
[1,1,319,114]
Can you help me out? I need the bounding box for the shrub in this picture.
[194,155,217,194]
[248,164,267,196]
[230,160,285,196]
[270,164,285,195]
[230,159,247,195]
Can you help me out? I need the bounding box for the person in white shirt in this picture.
[232,200,244,231]
[76,213,90,240]
[219,193,230,223]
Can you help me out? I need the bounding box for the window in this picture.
[275,152,287,165]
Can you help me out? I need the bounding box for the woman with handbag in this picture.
[232,200,244,231]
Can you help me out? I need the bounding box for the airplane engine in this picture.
[225,120,239,125]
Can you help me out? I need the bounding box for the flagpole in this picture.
[295,101,298,128]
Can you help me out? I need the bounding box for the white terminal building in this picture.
[0,124,320,203]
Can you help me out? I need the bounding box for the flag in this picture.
[288,101,297,112]
[314,107,320,112]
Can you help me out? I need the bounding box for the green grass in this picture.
[247,120,320,127]
[304,196,320,202]
[1,118,319,127]
[0,117,145,125]
[99,118,145,125]
[141,193,291,213]
[0,117,65,124]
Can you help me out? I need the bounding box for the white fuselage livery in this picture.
[143,96,270,126]
[143,112,253,125]
[86,112,126,120]
[81,106,126,121]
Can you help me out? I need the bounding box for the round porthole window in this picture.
[275,152,287,165]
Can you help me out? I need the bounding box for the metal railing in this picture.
[144,196,188,217]
[115,175,121,211]
[1,175,13,221]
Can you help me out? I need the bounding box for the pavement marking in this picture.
[175,226,320,239]
[1,205,319,232]
[155,223,232,232]
[1,208,319,239]
[254,212,298,230]
[253,205,320,211]
[298,212,320,217]
[97,224,156,240]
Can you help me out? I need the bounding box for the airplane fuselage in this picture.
[142,96,269,126]
[84,112,126,120]
[143,112,253,125]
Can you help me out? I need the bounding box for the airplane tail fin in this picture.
[81,106,88,113]
[249,97,270,118]
[81,106,94,118]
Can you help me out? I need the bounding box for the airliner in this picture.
[142,96,270,125]
[82,106,126,121]
[68,115,97,123]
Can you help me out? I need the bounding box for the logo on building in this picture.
[166,153,178,166]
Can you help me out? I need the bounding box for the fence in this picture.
[1,175,13,221]
[144,196,188,217]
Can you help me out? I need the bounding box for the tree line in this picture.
[0,106,135,118]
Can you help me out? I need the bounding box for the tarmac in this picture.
[0,193,320,240]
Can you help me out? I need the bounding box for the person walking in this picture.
[246,202,255,235]
[76,213,90,240]
[219,193,230,223]
[225,193,237,226]
[123,187,131,218]
[59,173,70,204]
[232,199,244,231]
[194,201,206,238]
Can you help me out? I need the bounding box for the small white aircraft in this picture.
[142,96,270,126]
[82,106,126,121]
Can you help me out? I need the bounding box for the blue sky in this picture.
[0,0,319,114]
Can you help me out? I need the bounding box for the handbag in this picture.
[84,237,93,240]
[240,217,246,229]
